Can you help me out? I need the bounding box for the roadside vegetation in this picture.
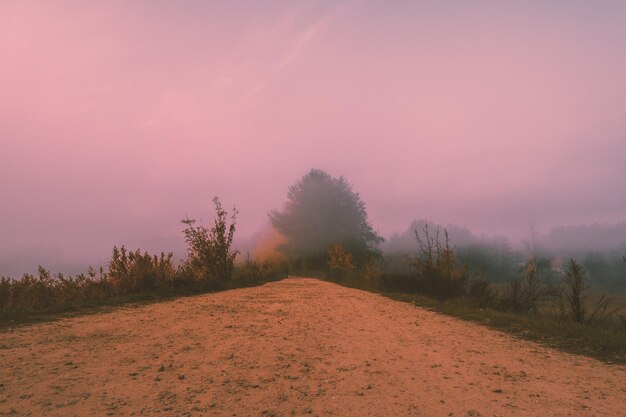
[2,168,625,364]
[323,224,626,364]
[0,197,286,324]
[269,169,626,364]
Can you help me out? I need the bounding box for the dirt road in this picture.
[1,278,625,416]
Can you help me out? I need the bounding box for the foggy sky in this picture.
[1,1,626,275]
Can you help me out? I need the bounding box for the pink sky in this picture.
[1,1,625,274]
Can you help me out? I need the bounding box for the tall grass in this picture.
[1,250,284,322]
[0,249,178,318]
[319,222,626,363]
[0,197,285,322]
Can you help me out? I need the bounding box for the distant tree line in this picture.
[381,219,626,290]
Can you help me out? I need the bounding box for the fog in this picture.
[1,1,626,276]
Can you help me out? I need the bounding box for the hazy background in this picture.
[1,0,625,275]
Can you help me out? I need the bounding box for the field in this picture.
[1,278,625,417]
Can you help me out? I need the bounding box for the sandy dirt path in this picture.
[1,278,625,417]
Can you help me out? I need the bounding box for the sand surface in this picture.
[1,278,625,417]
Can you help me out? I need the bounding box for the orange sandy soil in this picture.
[1,278,625,417]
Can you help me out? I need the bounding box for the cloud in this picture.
[1,0,625,274]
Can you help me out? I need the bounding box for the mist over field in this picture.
[3,4,626,417]
[1,0,626,277]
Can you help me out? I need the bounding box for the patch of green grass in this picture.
[384,291,626,365]
[332,274,626,364]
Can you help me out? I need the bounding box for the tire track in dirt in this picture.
[1,278,625,416]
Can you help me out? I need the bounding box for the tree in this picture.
[181,197,239,283]
[269,169,383,269]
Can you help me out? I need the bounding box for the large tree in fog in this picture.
[269,169,383,268]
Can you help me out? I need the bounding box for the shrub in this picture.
[108,245,175,295]
[233,257,286,286]
[563,259,588,323]
[468,276,495,307]
[500,279,524,312]
[620,314,626,332]
[378,272,422,293]
[361,258,382,288]
[520,262,544,312]
[327,243,356,281]
[410,224,468,299]
[499,261,548,313]
[0,267,55,314]
[0,247,178,318]
[181,196,239,284]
